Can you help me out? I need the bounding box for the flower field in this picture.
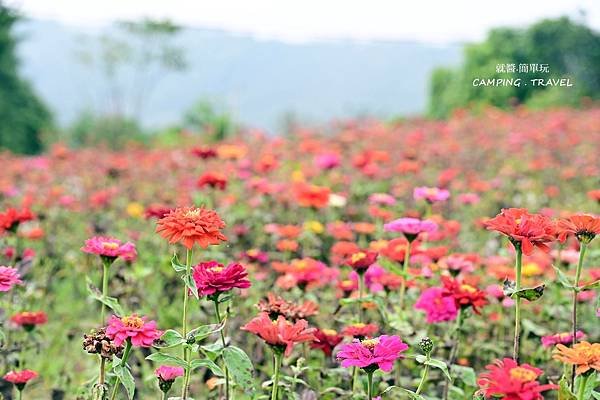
[0,107,599,399]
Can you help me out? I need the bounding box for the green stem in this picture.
[443,309,463,400]
[367,371,374,400]
[351,366,358,392]
[415,363,429,395]
[577,373,589,400]
[513,245,522,362]
[101,260,110,324]
[571,242,587,390]
[17,389,22,400]
[180,248,193,399]
[399,241,412,312]
[161,392,167,400]
[214,299,230,400]
[271,351,283,400]
[109,340,133,400]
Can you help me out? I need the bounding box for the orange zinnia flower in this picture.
[294,184,331,208]
[156,207,227,249]
[553,341,600,375]
[557,214,600,244]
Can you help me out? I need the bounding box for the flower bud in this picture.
[419,337,434,355]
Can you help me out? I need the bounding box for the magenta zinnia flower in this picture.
[384,217,437,242]
[192,261,251,297]
[81,236,137,262]
[0,266,22,292]
[155,365,185,381]
[541,331,586,348]
[105,314,162,347]
[414,287,458,323]
[337,335,408,372]
[413,186,450,203]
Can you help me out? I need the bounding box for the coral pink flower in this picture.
[106,314,162,347]
[0,266,22,292]
[413,187,450,203]
[541,331,585,348]
[337,335,408,372]
[485,208,556,255]
[556,214,600,244]
[81,236,137,262]
[11,311,47,331]
[341,322,379,339]
[3,370,37,389]
[192,261,251,297]
[477,358,557,399]
[384,217,437,242]
[241,313,316,356]
[414,287,458,323]
[155,365,185,381]
[156,207,227,249]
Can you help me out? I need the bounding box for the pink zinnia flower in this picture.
[414,287,458,323]
[337,335,408,372]
[368,193,396,206]
[3,369,37,389]
[106,314,162,347]
[384,217,437,242]
[541,331,586,348]
[0,266,22,292]
[81,236,137,262]
[155,365,185,381]
[192,261,251,297]
[413,187,450,203]
[315,153,341,170]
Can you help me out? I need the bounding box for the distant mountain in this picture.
[15,19,462,131]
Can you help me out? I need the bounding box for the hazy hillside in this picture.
[15,19,462,131]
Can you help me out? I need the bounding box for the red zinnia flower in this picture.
[197,172,228,190]
[0,207,34,233]
[192,261,251,297]
[556,214,600,244]
[241,313,317,356]
[342,322,379,339]
[441,276,488,314]
[294,184,331,208]
[477,358,557,400]
[3,369,37,389]
[345,251,378,273]
[11,311,48,331]
[311,328,343,356]
[485,208,556,255]
[106,314,162,347]
[156,207,227,249]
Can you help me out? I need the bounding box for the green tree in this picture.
[428,17,600,118]
[0,3,52,154]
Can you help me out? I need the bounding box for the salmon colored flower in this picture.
[106,314,162,347]
[337,335,408,372]
[241,313,317,356]
[11,311,47,331]
[311,328,343,356]
[477,358,557,399]
[81,236,137,263]
[485,208,556,255]
[556,214,600,244]
[553,341,600,375]
[341,322,379,339]
[0,266,22,292]
[156,207,227,249]
[192,261,251,297]
[3,370,37,390]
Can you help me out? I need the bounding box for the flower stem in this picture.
[17,390,22,400]
[571,242,587,390]
[415,363,429,395]
[366,371,374,400]
[99,356,106,385]
[513,245,522,362]
[109,339,132,400]
[577,373,590,400]
[161,392,167,400]
[180,248,193,399]
[399,241,412,312]
[100,259,110,324]
[214,299,230,400]
[443,308,463,400]
[271,350,283,400]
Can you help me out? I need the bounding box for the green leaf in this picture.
[553,265,575,290]
[576,372,597,400]
[339,295,374,306]
[171,253,187,272]
[559,376,576,400]
[452,365,477,387]
[222,346,254,391]
[503,279,545,301]
[86,276,125,315]
[189,322,225,342]
[146,352,188,368]
[379,386,425,399]
[113,364,135,400]
[416,355,452,381]
[189,358,224,376]
[155,330,185,348]
[182,273,199,300]
[580,279,600,291]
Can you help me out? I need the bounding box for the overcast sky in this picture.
[11,0,600,43]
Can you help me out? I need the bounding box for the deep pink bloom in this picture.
[0,266,22,292]
[384,217,437,241]
[3,370,37,386]
[192,261,251,297]
[155,365,185,381]
[106,314,162,347]
[337,335,408,372]
[315,153,341,170]
[81,236,137,262]
[414,287,458,323]
[413,187,450,203]
[541,331,586,348]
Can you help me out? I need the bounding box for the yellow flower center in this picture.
[121,315,144,328]
[185,208,201,218]
[102,242,119,250]
[323,329,337,336]
[353,323,366,328]
[247,249,259,257]
[509,367,537,382]
[351,252,366,263]
[361,338,379,350]
[210,266,224,273]
[460,284,476,293]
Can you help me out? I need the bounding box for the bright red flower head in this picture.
[485,208,556,255]
[441,276,488,314]
[156,207,227,249]
[241,313,317,356]
[106,314,162,347]
[11,311,47,331]
[294,184,331,208]
[197,172,228,190]
[3,369,38,388]
[192,261,251,297]
[0,207,34,233]
[311,328,343,356]
[477,358,557,400]
[345,251,378,273]
[556,214,600,244]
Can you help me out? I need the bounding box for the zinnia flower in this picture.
[541,331,585,348]
[155,365,185,381]
[241,313,316,356]
[553,341,600,375]
[557,214,600,244]
[197,172,228,190]
[337,335,408,372]
[413,187,450,203]
[311,328,343,356]
[81,236,137,263]
[0,266,22,292]
[0,207,35,233]
[105,314,162,347]
[156,207,227,249]
[257,293,319,322]
[485,208,556,255]
[11,311,48,331]
[384,217,437,242]
[192,261,251,297]
[294,184,331,208]
[345,251,378,274]
[477,358,557,400]
[3,370,38,390]
[341,322,379,339]
[441,276,488,314]
[414,287,458,323]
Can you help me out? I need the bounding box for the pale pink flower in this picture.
[0,266,22,292]
[413,186,450,203]
[81,236,137,262]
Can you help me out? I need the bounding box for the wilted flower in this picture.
[337,335,408,372]
[257,293,318,322]
[156,207,227,249]
[0,266,22,292]
[105,314,162,347]
[82,327,123,359]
